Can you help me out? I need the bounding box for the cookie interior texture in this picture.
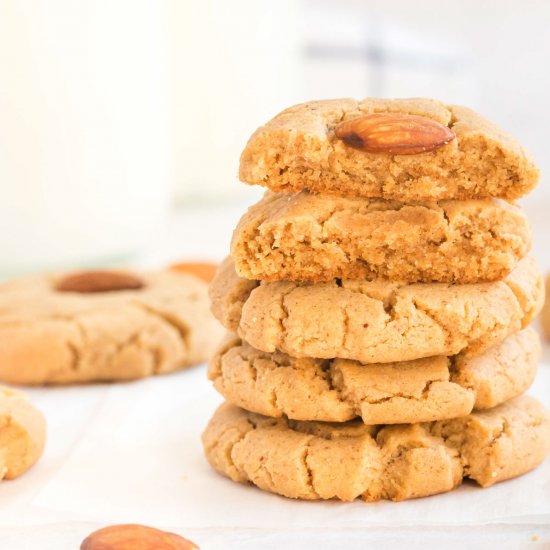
[0,386,46,480]
[209,256,544,364]
[231,190,531,283]
[0,270,224,384]
[239,98,539,201]
[208,328,540,425]
[202,396,550,502]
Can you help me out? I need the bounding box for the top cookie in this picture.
[0,269,224,384]
[239,98,539,201]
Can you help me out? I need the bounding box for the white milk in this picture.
[0,1,170,275]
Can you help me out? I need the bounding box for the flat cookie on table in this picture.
[202,396,550,502]
[0,269,224,384]
[209,328,539,425]
[0,386,46,480]
[239,98,539,202]
[232,190,531,283]
[210,256,543,364]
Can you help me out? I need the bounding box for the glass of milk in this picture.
[0,1,170,276]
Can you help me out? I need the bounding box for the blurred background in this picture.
[0,0,548,275]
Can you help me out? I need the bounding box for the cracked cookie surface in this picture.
[209,328,540,424]
[202,396,550,502]
[0,270,224,384]
[232,190,531,283]
[209,256,543,364]
[0,386,46,479]
[239,98,539,201]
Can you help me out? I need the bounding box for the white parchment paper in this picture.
[0,364,549,549]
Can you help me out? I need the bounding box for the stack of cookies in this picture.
[203,98,550,502]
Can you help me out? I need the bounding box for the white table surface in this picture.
[1,202,549,549]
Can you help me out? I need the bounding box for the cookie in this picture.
[209,256,543,364]
[0,269,224,384]
[209,328,540,424]
[232,191,531,283]
[539,273,550,341]
[202,396,550,502]
[239,98,539,202]
[0,386,46,480]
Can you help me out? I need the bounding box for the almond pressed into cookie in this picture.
[239,98,539,201]
[0,269,224,384]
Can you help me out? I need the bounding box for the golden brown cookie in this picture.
[209,328,540,424]
[239,98,539,201]
[202,396,550,502]
[539,273,550,341]
[209,256,543,364]
[0,386,46,480]
[0,269,224,384]
[232,191,531,283]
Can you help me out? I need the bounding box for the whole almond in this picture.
[56,270,144,293]
[168,261,218,283]
[334,112,455,154]
[81,524,198,550]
